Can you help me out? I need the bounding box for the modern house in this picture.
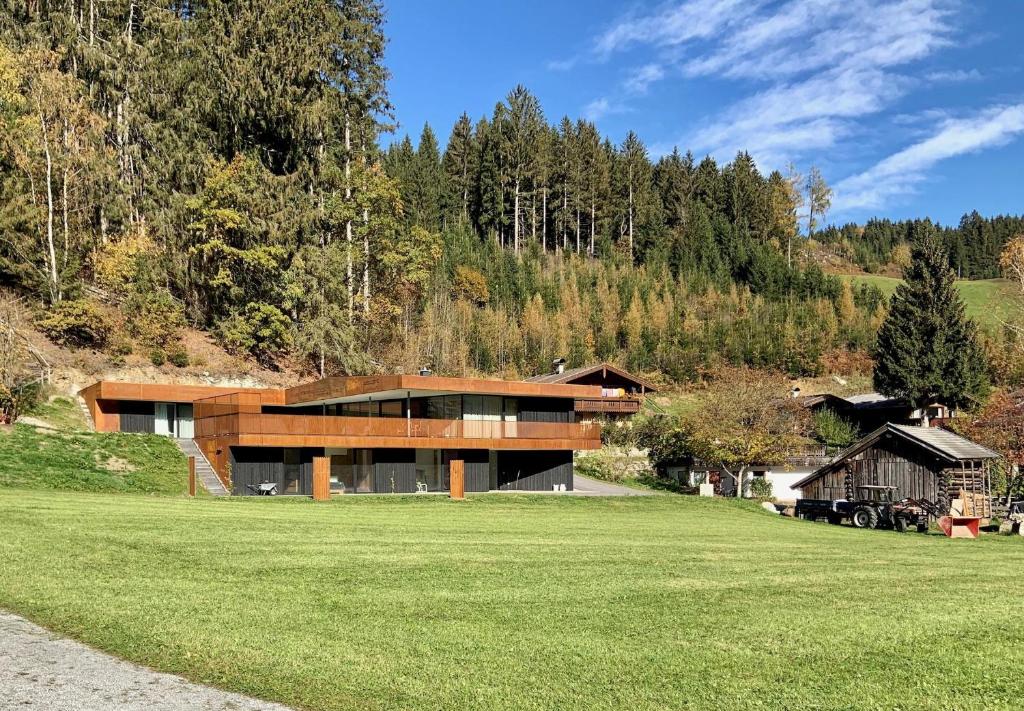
[525,361,656,420]
[79,375,603,496]
[793,423,998,510]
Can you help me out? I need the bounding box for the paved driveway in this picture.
[0,612,292,711]
[572,473,654,496]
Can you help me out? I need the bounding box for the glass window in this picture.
[283,448,301,493]
[415,449,446,492]
[379,400,404,418]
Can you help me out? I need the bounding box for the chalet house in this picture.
[79,374,606,496]
[525,361,655,420]
[798,392,955,432]
[793,423,999,509]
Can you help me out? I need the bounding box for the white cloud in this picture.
[582,97,630,122]
[594,0,760,57]
[925,68,983,82]
[834,103,1024,211]
[624,63,665,94]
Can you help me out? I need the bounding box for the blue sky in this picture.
[382,1,1023,226]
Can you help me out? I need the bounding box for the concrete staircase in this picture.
[174,439,229,496]
[76,396,94,431]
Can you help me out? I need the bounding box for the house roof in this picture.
[793,423,1000,489]
[524,362,657,392]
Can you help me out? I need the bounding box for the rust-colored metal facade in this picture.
[79,375,604,495]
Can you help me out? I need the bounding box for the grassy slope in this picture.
[0,491,1021,710]
[840,275,1018,328]
[0,425,187,494]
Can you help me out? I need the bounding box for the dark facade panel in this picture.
[497,450,573,491]
[518,397,575,424]
[118,400,155,433]
[372,448,416,493]
[231,446,322,496]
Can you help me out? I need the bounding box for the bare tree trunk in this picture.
[628,165,634,261]
[513,180,520,253]
[542,187,547,253]
[562,185,567,251]
[363,206,370,315]
[345,118,353,323]
[590,201,595,256]
[531,192,536,244]
[40,114,60,303]
[575,207,580,254]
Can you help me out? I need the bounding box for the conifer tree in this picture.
[873,226,989,409]
[441,113,475,227]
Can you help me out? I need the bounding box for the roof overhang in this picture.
[284,375,601,406]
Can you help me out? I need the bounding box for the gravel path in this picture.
[572,473,654,496]
[0,612,293,711]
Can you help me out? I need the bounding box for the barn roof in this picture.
[793,423,1000,489]
[524,362,657,392]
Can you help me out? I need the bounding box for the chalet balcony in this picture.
[574,397,642,415]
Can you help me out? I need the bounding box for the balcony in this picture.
[574,397,641,415]
[194,411,601,450]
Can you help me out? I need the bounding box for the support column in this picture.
[313,456,330,501]
[450,459,465,500]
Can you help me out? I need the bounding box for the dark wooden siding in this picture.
[802,435,945,501]
[372,449,416,493]
[118,400,155,433]
[497,451,573,491]
[231,447,321,496]
[518,398,575,424]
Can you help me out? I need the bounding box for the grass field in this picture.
[1,490,1022,710]
[841,275,1019,328]
[0,424,187,494]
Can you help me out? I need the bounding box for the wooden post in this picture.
[450,459,465,500]
[188,456,196,497]
[313,456,330,501]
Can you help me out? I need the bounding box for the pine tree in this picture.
[873,226,989,408]
[441,113,475,227]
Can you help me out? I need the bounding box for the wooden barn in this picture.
[794,424,999,511]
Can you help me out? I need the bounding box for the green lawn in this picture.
[0,424,187,494]
[1,491,1022,710]
[841,275,1019,328]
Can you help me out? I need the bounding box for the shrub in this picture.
[0,380,41,425]
[813,407,858,448]
[36,299,110,348]
[125,289,186,347]
[94,232,156,294]
[167,346,189,368]
[219,302,292,366]
[749,476,774,501]
[574,456,623,483]
[149,348,166,366]
[110,338,133,356]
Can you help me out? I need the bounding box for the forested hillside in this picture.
[0,2,1019,387]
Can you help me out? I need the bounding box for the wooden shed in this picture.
[794,424,999,511]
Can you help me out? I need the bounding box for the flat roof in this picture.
[81,374,600,407]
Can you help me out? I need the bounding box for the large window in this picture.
[415,449,447,492]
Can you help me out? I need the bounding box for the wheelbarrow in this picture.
[246,481,279,496]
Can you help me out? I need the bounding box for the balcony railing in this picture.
[195,412,600,442]
[574,397,641,414]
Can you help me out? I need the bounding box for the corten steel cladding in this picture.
[312,457,331,501]
[450,459,465,500]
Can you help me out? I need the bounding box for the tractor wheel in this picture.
[851,506,879,529]
[916,522,929,533]
[827,513,842,525]
[894,516,908,533]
